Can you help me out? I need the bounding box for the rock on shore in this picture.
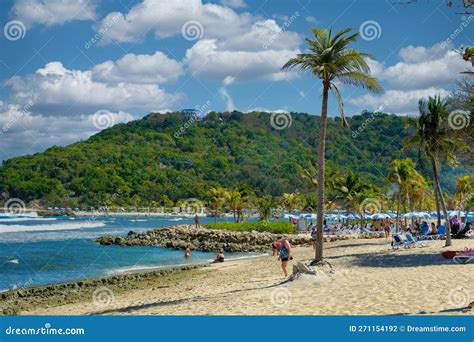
[96,225,312,252]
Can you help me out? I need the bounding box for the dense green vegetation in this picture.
[0,110,467,208]
[205,221,297,234]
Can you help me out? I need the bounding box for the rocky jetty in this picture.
[96,225,312,252]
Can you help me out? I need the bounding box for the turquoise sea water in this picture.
[0,215,258,291]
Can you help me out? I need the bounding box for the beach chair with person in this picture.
[430,225,446,240]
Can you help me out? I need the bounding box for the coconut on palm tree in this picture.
[282,27,382,262]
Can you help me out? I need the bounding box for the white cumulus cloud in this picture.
[95,0,253,44]
[0,105,134,160]
[6,59,182,115]
[91,51,184,84]
[350,42,469,114]
[184,39,299,82]
[13,0,96,27]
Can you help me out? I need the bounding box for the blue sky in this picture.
[0,0,472,160]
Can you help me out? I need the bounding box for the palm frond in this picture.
[337,72,383,93]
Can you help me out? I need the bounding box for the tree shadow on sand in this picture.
[89,282,286,315]
[326,250,467,268]
[326,242,383,249]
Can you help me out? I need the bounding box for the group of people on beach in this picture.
[184,244,225,263]
[398,215,470,238]
[184,235,291,277]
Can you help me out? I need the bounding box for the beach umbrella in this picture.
[447,210,466,218]
[371,213,390,219]
[402,212,419,218]
[416,212,431,219]
[344,213,361,219]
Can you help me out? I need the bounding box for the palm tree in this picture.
[388,159,404,231]
[334,170,369,208]
[257,195,278,220]
[333,170,375,229]
[388,158,427,230]
[282,27,382,262]
[455,175,472,218]
[280,192,302,215]
[405,96,461,246]
[207,187,229,221]
[227,189,243,222]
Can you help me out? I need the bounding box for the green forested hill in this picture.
[0,111,462,207]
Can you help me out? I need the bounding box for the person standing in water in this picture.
[184,245,191,259]
[277,236,292,278]
[194,214,200,228]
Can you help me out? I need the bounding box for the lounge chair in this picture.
[392,234,408,249]
[453,253,474,264]
[363,228,382,235]
[419,226,431,240]
[420,225,446,240]
[430,225,446,240]
[404,233,426,247]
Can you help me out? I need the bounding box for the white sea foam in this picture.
[0,212,39,218]
[168,218,183,221]
[0,221,106,233]
[0,217,57,222]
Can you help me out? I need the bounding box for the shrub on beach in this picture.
[204,220,297,234]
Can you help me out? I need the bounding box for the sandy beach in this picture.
[13,236,473,316]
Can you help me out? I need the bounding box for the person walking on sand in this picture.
[383,221,390,239]
[184,245,191,259]
[311,225,318,252]
[277,236,292,278]
[194,214,200,228]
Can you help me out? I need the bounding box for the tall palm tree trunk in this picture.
[396,191,401,232]
[431,156,451,246]
[408,194,413,226]
[315,84,329,262]
[432,163,441,227]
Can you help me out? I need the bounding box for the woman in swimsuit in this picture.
[184,245,191,259]
[277,236,292,278]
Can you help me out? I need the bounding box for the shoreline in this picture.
[0,263,209,315]
[3,237,473,316]
[0,253,271,315]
